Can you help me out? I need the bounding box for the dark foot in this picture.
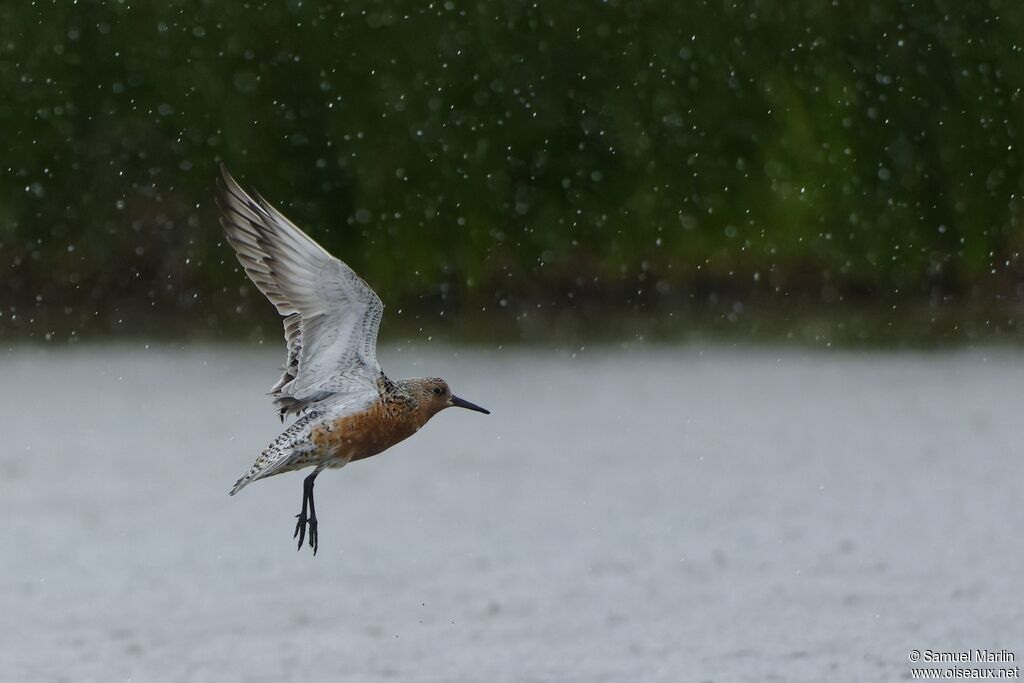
[293,512,318,554]
[293,468,321,555]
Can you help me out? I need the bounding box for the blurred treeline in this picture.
[2,0,1023,343]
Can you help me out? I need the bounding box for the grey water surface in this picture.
[1,344,1021,682]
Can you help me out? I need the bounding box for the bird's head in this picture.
[413,377,490,417]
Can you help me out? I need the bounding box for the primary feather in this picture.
[217,166,386,419]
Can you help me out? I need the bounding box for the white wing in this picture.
[217,165,385,418]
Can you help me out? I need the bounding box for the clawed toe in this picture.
[293,513,318,554]
[294,513,307,550]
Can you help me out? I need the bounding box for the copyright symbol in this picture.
[909,650,921,662]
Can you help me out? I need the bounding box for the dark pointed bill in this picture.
[450,395,490,414]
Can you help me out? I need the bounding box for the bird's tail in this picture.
[229,460,269,495]
[229,474,252,496]
[228,455,288,495]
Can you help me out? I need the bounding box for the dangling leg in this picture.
[292,466,323,554]
[306,472,319,555]
[293,476,310,550]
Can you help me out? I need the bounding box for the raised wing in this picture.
[217,166,385,419]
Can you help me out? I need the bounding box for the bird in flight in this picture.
[217,166,489,555]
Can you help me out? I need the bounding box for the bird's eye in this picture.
[432,386,444,395]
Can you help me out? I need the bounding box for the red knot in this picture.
[218,166,489,555]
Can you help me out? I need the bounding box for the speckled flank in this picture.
[229,411,322,494]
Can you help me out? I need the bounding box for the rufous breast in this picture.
[311,400,432,463]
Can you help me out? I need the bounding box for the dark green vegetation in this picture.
[2,0,1023,344]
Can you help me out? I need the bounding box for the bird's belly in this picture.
[311,406,420,465]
